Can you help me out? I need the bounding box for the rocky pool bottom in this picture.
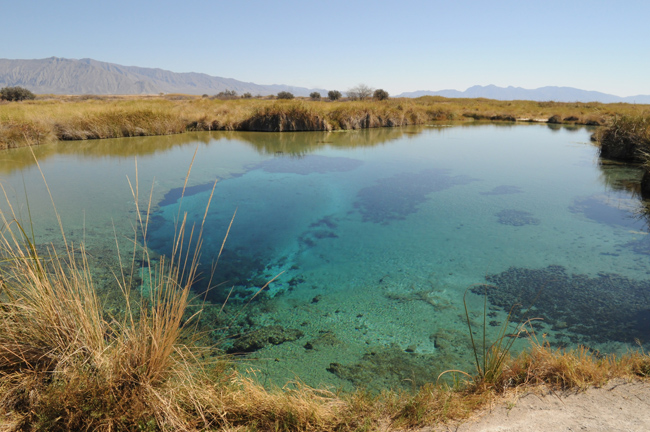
[179,263,647,393]
[61,241,650,394]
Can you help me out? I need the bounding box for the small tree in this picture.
[309,92,321,100]
[277,91,294,100]
[241,92,252,99]
[347,84,373,101]
[215,90,238,100]
[0,86,36,101]
[328,90,342,101]
[373,89,389,101]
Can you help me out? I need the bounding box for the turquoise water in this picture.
[1,124,649,391]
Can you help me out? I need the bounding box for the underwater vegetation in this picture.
[479,185,523,195]
[354,169,476,224]
[157,180,239,206]
[495,209,541,226]
[476,265,650,344]
[251,154,363,175]
[327,343,467,393]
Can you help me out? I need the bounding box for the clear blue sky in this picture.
[3,0,649,96]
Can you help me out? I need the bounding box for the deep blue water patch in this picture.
[569,195,645,230]
[354,169,477,224]
[158,180,231,207]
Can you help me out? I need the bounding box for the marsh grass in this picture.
[2,95,650,149]
[597,115,650,161]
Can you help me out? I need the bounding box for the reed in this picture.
[596,115,650,161]
[2,95,650,149]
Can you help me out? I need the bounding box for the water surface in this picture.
[1,124,649,391]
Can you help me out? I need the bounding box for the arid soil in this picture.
[429,380,650,432]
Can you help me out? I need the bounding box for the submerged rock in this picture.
[228,325,304,353]
[326,344,440,391]
[304,331,341,350]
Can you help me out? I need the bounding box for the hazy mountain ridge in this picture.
[0,57,327,96]
[398,85,650,104]
[3,58,649,103]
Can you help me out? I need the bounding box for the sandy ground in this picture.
[425,380,650,432]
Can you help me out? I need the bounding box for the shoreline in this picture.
[2,95,648,150]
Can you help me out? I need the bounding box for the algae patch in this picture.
[496,209,541,226]
[251,154,362,175]
[477,265,650,344]
[354,169,476,224]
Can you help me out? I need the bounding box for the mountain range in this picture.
[0,57,326,97]
[396,85,650,104]
[1,57,649,103]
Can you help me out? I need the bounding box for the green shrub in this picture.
[0,86,36,101]
[215,90,238,100]
[310,92,321,100]
[241,92,253,99]
[328,90,342,101]
[277,91,294,100]
[373,89,389,101]
[599,115,650,161]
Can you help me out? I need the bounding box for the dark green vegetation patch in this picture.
[252,155,362,175]
[495,209,540,226]
[354,169,476,224]
[476,265,650,344]
[480,185,523,195]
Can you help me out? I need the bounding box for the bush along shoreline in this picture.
[2,94,650,149]
[592,115,650,195]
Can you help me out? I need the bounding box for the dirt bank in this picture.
[427,380,650,432]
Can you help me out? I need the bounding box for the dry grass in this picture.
[2,95,650,149]
[595,115,650,161]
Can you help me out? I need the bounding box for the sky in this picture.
[3,0,650,96]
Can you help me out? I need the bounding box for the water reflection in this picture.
[0,123,594,174]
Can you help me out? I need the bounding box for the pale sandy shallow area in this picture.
[407,380,650,432]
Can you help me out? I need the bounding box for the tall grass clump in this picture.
[241,101,331,131]
[54,107,187,140]
[0,164,221,429]
[598,115,650,161]
[437,286,530,393]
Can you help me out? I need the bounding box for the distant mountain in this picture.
[0,57,328,96]
[398,85,650,104]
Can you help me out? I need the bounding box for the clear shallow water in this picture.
[1,124,649,391]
